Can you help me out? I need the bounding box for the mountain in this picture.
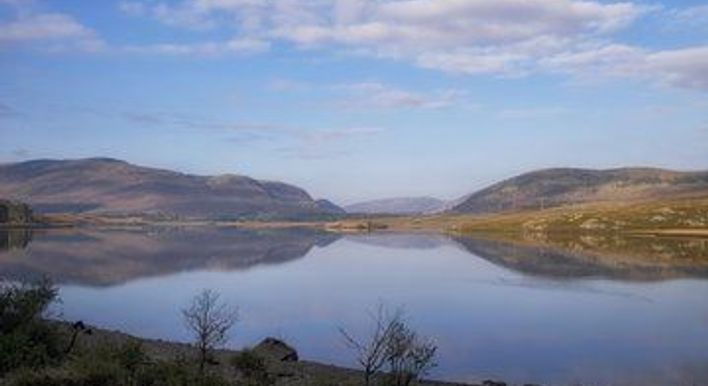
[345,197,446,215]
[313,199,346,215]
[449,167,708,214]
[0,158,344,219]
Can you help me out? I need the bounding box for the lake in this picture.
[1,227,707,385]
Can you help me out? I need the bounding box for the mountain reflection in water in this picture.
[0,228,707,386]
[1,228,707,285]
[0,227,339,286]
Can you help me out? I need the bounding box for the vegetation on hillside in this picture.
[456,198,708,235]
[449,198,708,271]
[449,167,708,214]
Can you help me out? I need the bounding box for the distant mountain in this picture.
[449,167,708,214]
[313,199,346,215]
[345,197,446,215]
[0,158,344,219]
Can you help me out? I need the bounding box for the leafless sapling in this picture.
[182,289,238,375]
[339,304,405,386]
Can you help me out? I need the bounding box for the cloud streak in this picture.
[118,108,384,159]
[122,37,270,56]
[120,111,283,132]
[333,82,468,110]
[278,126,385,160]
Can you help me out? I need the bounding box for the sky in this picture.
[1,0,707,204]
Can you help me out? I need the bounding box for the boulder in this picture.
[253,337,298,362]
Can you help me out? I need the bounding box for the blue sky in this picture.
[1,0,707,204]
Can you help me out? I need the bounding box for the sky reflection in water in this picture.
[0,228,707,386]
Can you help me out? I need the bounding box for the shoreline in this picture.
[22,196,707,240]
[52,320,479,386]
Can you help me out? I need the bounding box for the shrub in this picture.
[0,277,63,375]
[230,349,271,385]
[113,340,149,379]
[137,356,234,386]
[137,358,192,386]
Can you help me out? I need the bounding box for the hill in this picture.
[345,197,446,214]
[0,158,344,219]
[449,167,708,214]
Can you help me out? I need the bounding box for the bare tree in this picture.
[339,304,405,386]
[385,321,437,386]
[182,289,238,374]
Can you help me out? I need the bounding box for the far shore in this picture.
[27,197,708,241]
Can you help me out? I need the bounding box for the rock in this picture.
[650,215,666,223]
[682,219,704,226]
[580,218,606,230]
[254,337,298,362]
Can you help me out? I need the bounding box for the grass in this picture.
[322,197,708,236]
[456,197,708,236]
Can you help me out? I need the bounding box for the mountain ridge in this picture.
[0,158,344,219]
[344,196,446,215]
[448,167,708,214]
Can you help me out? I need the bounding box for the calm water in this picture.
[1,227,707,385]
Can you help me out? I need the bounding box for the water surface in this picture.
[1,227,707,385]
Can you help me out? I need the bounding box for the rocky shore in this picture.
[53,321,497,386]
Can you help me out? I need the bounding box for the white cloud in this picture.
[0,0,37,8]
[645,47,708,91]
[3,0,706,91]
[112,1,708,89]
[668,4,708,28]
[0,7,105,52]
[335,82,467,110]
[277,0,639,47]
[0,13,103,50]
[118,0,646,72]
[499,107,571,119]
[539,44,708,91]
[303,126,384,143]
[123,37,270,56]
[120,0,267,30]
[118,1,147,17]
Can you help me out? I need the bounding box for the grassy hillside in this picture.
[452,198,708,269]
[456,197,708,235]
[325,198,708,269]
[450,167,708,214]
